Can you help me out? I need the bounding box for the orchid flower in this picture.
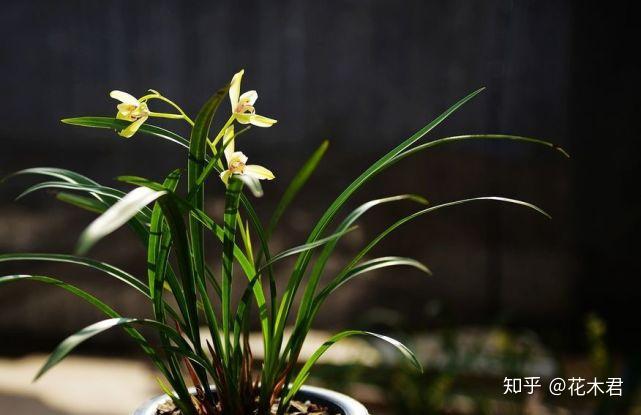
[220,126,274,185]
[229,69,277,127]
[109,91,151,138]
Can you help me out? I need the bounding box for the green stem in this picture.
[209,115,235,152]
[148,112,185,120]
[146,95,195,126]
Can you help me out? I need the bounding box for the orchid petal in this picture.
[249,114,277,128]
[239,90,258,106]
[235,113,252,125]
[110,90,139,105]
[118,116,148,138]
[220,170,232,185]
[229,69,244,110]
[230,151,248,165]
[244,165,275,181]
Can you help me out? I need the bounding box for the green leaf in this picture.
[61,117,190,149]
[267,140,329,237]
[37,318,137,379]
[222,176,244,360]
[187,88,229,392]
[257,226,359,274]
[6,167,101,187]
[281,195,427,370]
[157,196,200,345]
[7,169,151,242]
[55,192,105,214]
[14,181,150,218]
[296,194,427,324]
[148,170,182,318]
[0,253,149,297]
[347,196,551,272]
[289,196,550,364]
[393,134,570,163]
[35,317,194,381]
[76,186,167,255]
[315,256,431,306]
[274,88,485,362]
[0,275,169,380]
[284,330,421,405]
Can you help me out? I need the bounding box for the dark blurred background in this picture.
[0,0,639,413]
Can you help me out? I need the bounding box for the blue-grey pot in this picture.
[133,385,369,415]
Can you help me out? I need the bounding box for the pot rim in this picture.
[133,384,369,415]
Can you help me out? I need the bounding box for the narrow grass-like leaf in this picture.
[148,170,181,314]
[187,88,229,401]
[0,253,149,297]
[157,196,200,344]
[257,226,359,274]
[35,317,194,381]
[315,256,431,306]
[295,195,427,325]
[6,167,102,189]
[281,195,427,374]
[56,192,105,214]
[0,275,172,382]
[283,330,421,406]
[393,134,570,164]
[222,177,244,359]
[61,117,190,149]
[300,196,550,334]
[274,88,485,364]
[76,187,166,254]
[146,170,190,399]
[8,169,151,242]
[267,140,329,237]
[350,196,550,271]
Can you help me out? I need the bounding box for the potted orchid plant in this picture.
[0,70,567,415]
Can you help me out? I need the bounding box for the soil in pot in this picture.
[156,397,343,415]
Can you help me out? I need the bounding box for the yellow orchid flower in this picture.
[229,69,277,127]
[109,90,151,138]
[219,129,274,185]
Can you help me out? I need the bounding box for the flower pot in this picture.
[133,385,369,415]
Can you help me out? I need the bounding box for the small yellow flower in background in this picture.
[229,69,277,127]
[110,90,151,138]
[220,127,274,185]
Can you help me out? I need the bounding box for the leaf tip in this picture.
[410,194,429,205]
[553,144,571,158]
[74,238,91,256]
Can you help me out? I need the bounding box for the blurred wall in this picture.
[0,1,638,352]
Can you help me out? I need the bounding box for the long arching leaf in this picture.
[0,253,148,296]
[77,187,166,254]
[316,256,431,303]
[35,317,194,381]
[267,140,329,238]
[0,275,169,380]
[273,88,486,365]
[393,134,570,164]
[283,330,421,406]
[61,117,190,149]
